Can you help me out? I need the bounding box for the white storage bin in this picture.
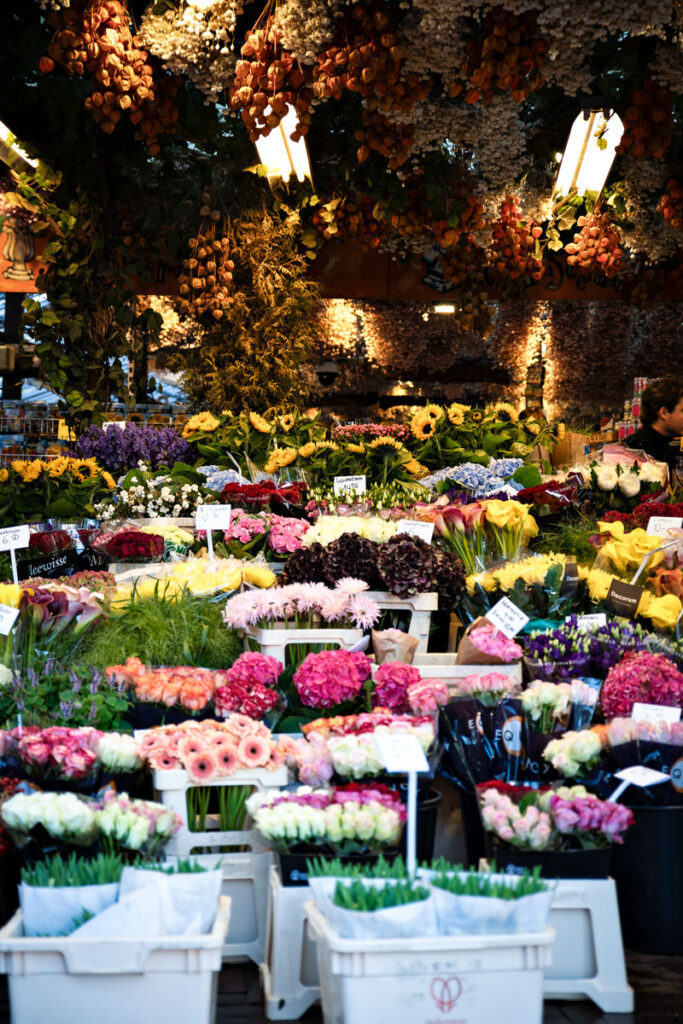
[0,896,231,1024]
[261,865,320,1020]
[305,900,554,1024]
[242,625,363,664]
[366,591,438,654]
[153,765,288,858]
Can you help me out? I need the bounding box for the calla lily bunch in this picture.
[10,583,104,674]
[423,498,538,574]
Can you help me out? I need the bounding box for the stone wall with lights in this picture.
[303,299,683,421]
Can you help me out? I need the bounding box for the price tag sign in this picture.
[333,475,366,496]
[0,604,19,636]
[0,525,30,552]
[573,613,607,631]
[614,766,670,788]
[396,519,434,544]
[195,504,232,531]
[485,597,529,640]
[374,733,430,774]
[647,516,683,537]
[632,702,681,724]
[605,579,644,620]
[102,421,127,432]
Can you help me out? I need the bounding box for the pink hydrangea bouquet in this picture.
[214,651,281,720]
[371,662,449,715]
[140,717,283,782]
[469,622,523,662]
[294,650,373,709]
[601,651,683,719]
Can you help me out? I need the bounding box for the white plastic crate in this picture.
[544,878,633,1012]
[153,765,288,858]
[411,654,523,694]
[168,852,274,964]
[261,866,320,1020]
[242,625,363,664]
[366,591,438,654]
[305,900,554,1024]
[0,896,230,1024]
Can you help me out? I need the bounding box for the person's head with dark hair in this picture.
[641,377,683,437]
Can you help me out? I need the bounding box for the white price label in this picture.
[374,733,430,774]
[333,475,366,496]
[0,525,30,552]
[0,604,19,636]
[102,421,127,431]
[632,702,681,724]
[646,516,682,538]
[573,613,607,631]
[396,519,434,543]
[195,504,232,530]
[485,597,529,640]
[615,765,670,788]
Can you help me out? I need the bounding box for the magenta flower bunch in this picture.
[294,650,373,708]
[601,651,683,719]
[548,793,633,845]
[469,622,523,662]
[267,515,310,555]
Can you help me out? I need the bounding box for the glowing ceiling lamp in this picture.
[555,105,624,198]
[434,303,456,314]
[254,105,312,185]
[0,121,38,174]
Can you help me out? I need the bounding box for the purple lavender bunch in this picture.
[76,423,195,474]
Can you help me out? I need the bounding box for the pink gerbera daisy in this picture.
[204,731,229,748]
[178,735,206,761]
[266,746,284,771]
[186,750,218,783]
[215,742,240,775]
[148,750,181,771]
[225,713,256,736]
[237,735,270,768]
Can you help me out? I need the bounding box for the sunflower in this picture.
[249,412,273,434]
[368,436,405,457]
[447,402,470,426]
[263,454,280,475]
[314,441,339,452]
[183,411,220,438]
[102,471,116,490]
[424,403,444,421]
[0,468,7,484]
[471,410,483,422]
[72,459,98,481]
[22,461,45,483]
[266,447,298,474]
[11,460,29,479]
[526,420,541,435]
[280,414,296,432]
[298,443,316,458]
[405,459,428,477]
[489,401,518,422]
[48,456,70,478]
[347,443,365,454]
[411,412,436,441]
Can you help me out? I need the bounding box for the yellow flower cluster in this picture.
[7,457,111,486]
[182,411,220,438]
[279,414,296,432]
[596,522,664,576]
[405,459,429,477]
[447,402,470,426]
[483,499,538,540]
[263,447,298,474]
[249,412,273,434]
[469,553,571,595]
[368,436,406,455]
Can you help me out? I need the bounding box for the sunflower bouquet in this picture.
[409,402,555,472]
[0,457,116,528]
[182,409,325,475]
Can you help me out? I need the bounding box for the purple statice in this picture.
[75,423,195,474]
[526,618,650,680]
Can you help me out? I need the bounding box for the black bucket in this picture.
[458,789,487,868]
[611,804,683,953]
[278,849,386,887]
[488,842,612,879]
[399,788,443,864]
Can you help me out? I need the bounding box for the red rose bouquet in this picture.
[93,527,165,563]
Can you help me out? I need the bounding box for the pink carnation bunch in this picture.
[469,622,523,662]
[372,662,422,710]
[293,650,372,708]
[601,651,683,719]
[267,515,310,554]
[223,510,267,545]
[141,718,282,783]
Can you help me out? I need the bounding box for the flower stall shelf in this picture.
[365,591,438,654]
[305,900,554,1024]
[261,864,321,1021]
[242,625,364,665]
[543,879,633,1013]
[409,655,524,694]
[0,896,231,1024]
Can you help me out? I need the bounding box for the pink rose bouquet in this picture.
[455,672,521,705]
[0,726,102,783]
[545,792,633,846]
[267,515,310,555]
[469,622,523,662]
[601,651,683,719]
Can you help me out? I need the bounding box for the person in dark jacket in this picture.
[627,376,683,472]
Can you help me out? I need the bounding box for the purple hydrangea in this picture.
[76,423,195,474]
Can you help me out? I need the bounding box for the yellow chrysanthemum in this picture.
[447,402,470,426]
[48,457,70,478]
[411,413,436,441]
[280,414,296,432]
[102,471,116,490]
[489,401,518,422]
[368,436,405,456]
[347,443,365,454]
[424,404,444,421]
[298,443,316,458]
[0,468,7,484]
[249,412,273,434]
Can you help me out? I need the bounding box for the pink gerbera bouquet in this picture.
[140,718,283,783]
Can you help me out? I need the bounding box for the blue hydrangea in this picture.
[422,458,525,497]
[197,465,246,492]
